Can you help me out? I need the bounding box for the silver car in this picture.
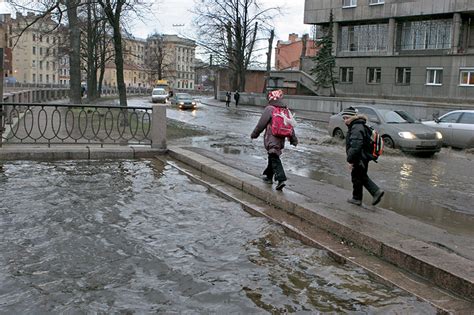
[328,106,443,155]
[422,110,474,149]
[151,88,168,103]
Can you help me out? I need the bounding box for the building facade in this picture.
[9,12,62,85]
[275,33,317,70]
[304,0,474,102]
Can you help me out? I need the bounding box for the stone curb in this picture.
[168,146,474,302]
[0,146,166,160]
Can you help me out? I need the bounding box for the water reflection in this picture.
[398,163,413,191]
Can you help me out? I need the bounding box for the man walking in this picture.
[342,107,384,206]
[225,91,231,107]
[234,90,240,107]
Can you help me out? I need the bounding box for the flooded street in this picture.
[129,97,474,223]
[0,160,434,313]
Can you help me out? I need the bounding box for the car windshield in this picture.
[177,94,192,100]
[152,90,166,95]
[380,110,413,124]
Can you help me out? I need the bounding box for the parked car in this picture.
[328,106,443,155]
[170,93,197,110]
[422,110,474,149]
[151,88,168,103]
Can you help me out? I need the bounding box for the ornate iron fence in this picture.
[1,103,153,146]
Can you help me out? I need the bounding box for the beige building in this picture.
[145,34,196,91]
[9,12,62,85]
[103,36,150,88]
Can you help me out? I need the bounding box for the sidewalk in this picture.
[167,145,474,312]
[199,97,332,122]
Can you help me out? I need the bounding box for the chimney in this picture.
[288,33,298,42]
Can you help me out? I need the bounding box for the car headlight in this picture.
[398,131,416,139]
[192,101,196,105]
[179,101,184,105]
[436,131,443,139]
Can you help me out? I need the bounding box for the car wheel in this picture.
[333,128,345,139]
[382,136,395,149]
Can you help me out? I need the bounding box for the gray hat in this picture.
[341,107,357,117]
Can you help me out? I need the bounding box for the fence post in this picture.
[151,104,166,150]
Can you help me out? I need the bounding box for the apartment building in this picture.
[275,33,317,70]
[103,36,150,88]
[9,12,62,85]
[146,34,195,91]
[304,0,474,102]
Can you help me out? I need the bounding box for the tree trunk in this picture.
[66,0,82,104]
[263,29,274,93]
[86,0,98,102]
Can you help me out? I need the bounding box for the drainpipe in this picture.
[387,18,396,56]
[452,13,462,54]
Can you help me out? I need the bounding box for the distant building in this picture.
[8,12,62,85]
[304,0,474,102]
[275,33,317,71]
[145,34,196,91]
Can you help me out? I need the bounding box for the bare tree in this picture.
[193,0,279,92]
[8,0,84,103]
[145,33,175,86]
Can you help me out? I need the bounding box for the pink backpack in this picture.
[271,106,295,137]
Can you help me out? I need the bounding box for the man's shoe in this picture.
[261,176,273,184]
[275,181,286,191]
[372,190,385,206]
[347,198,362,206]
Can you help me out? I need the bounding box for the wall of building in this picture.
[304,0,474,24]
[275,34,317,70]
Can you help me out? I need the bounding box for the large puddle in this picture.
[0,160,434,313]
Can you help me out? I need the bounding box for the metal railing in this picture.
[1,103,153,146]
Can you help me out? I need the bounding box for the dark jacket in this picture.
[251,100,298,156]
[234,92,240,101]
[345,115,369,164]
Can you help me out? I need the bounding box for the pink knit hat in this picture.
[268,89,284,101]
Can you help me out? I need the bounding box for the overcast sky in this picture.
[130,0,310,56]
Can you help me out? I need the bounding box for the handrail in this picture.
[1,103,153,147]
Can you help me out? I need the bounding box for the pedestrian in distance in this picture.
[225,91,231,107]
[250,89,298,191]
[342,107,384,206]
[234,90,240,107]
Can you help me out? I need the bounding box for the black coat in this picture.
[345,116,369,164]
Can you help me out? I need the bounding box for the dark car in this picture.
[328,106,443,155]
[170,93,197,110]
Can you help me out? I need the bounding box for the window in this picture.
[440,112,461,123]
[46,74,49,83]
[367,67,381,84]
[32,60,36,68]
[39,61,43,70]
[32,34,35,41]
[340,67,354,83]
[400,19,451,50]
[340,23,388,52]
[369,0,384,4]
[343,0,356,8]
[459,113,474,124]
[32,46,36,55]
[396,67,411,85]
[40,47,43,55]
[460,69,474,86]
[426,68,443,85]
[356,107,379,122]
[39,74,43,83]
[32,73,36,82]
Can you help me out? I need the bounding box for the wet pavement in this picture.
[0,160,434,313]
[126,96,474,230]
